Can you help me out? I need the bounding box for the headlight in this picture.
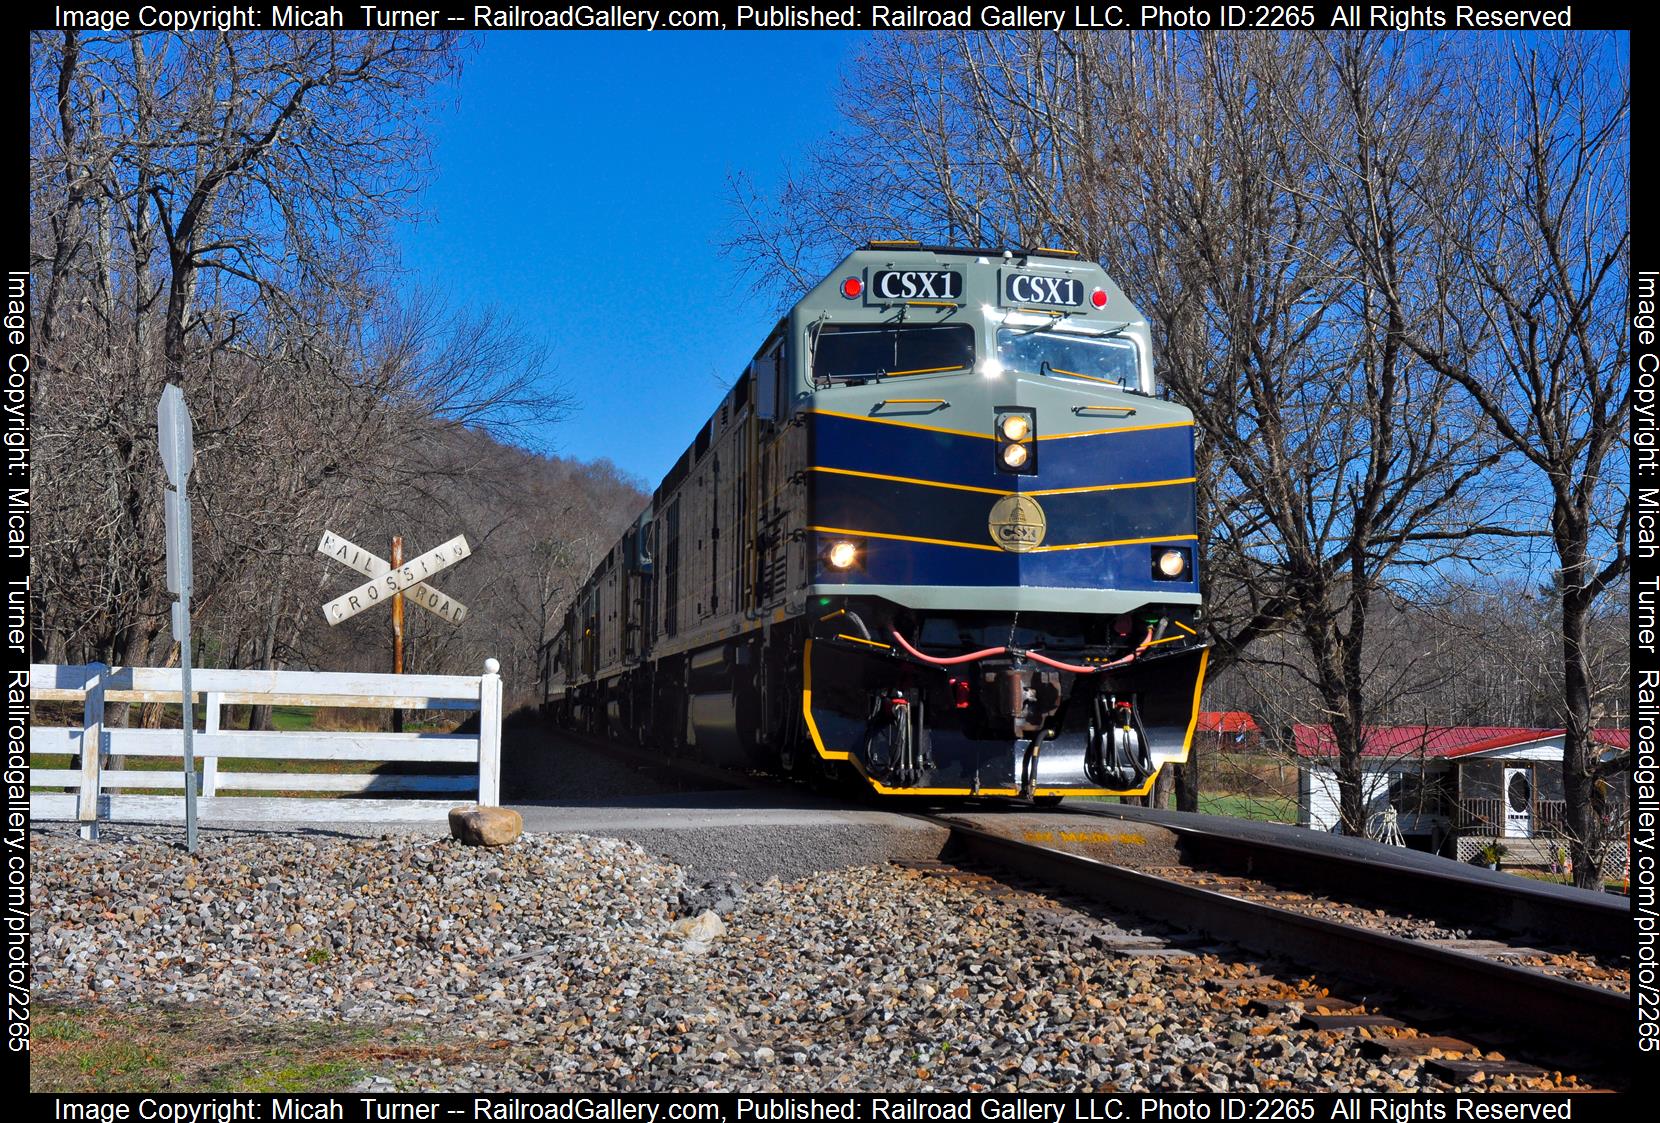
[1157,549,1187,578]
[994,407,1037,474]
[827,540,859,570]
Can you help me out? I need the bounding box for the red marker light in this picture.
[1090,288,1108,309]
[841,276,863,299]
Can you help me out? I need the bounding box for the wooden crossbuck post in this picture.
[391,535,405,676]
[391,535,405,733]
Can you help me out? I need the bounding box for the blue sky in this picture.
[396,32,867,485]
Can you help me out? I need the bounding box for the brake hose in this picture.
[889,627,1153,673]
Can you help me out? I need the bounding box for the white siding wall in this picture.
[1298,763,1393,833]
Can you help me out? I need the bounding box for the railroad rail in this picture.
[926,815,1630,1056]
[1060,801,1629,955]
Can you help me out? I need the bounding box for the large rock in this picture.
[666,909,726,954]
[448,805,523,847]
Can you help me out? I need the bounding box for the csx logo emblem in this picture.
[988,495,1048,553]
[1005,274,1083,306]
[871,270,963,301]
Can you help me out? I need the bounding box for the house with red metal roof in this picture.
[1294,725,1629,875]
[1196,711,1261,737]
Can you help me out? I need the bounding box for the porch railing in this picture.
[1454,796,1568,836]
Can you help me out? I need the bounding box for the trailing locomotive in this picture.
[540,243,1208,798]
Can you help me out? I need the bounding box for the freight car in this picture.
[540,243,1208,798]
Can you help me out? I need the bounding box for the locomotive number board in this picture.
[1004,271,1084,307]
[869,270,964,301]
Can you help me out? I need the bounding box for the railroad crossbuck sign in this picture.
[318,531,471,626]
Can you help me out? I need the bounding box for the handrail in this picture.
[884,364,968,377]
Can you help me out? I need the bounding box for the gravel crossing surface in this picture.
[31,825,1601,1093]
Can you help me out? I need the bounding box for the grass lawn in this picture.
[31,1000,473,1092]
[269,705,320,732]
[1197,791,1298,823]
[1080,790,1298,824]
[1511,869,1629,895]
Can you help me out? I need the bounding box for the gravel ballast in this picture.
[30,826,1599,1093]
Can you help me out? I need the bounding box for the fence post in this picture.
[202,692,221,797]
[77,663,106,841]
[477,658,502,807]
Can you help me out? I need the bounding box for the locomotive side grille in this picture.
[764,549,788,602]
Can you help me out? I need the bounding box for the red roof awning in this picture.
[1293,725,1629,760]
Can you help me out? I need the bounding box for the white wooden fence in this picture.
[30,661,502,829]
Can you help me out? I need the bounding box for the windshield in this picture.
[812,323,975,386]
[997,328,1140,390]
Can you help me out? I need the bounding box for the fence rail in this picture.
[30,661,502,832]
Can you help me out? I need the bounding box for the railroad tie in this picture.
[1422,1057,1549,1083]
[1358,1035,1479,1060]
[1248,995,1365,1016]
[1298,1012,1407,1032]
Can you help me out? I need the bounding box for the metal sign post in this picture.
[158,383,198,853]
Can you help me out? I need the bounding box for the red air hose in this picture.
[889,627,1154,674]
[888,629,1008,666]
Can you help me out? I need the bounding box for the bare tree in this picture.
[1352,33,1630,886]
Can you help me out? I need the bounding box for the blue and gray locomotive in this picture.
[540,243,1208,798]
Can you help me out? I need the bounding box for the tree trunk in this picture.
[1151,765,1176,811]
[1559,564,1603,891]
[1174,756,1200,813]
[248,607,282,732]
